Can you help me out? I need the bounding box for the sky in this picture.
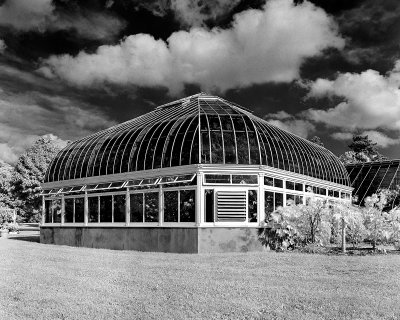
[0,0,400,164]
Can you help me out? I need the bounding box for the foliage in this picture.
[0,160,16,209]
[259,191,331,251]
[339,134,387,165]
[0,209,14,230]
[309,136,324,147]
[12,136,65,222]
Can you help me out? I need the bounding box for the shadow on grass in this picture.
[8,234,40,243]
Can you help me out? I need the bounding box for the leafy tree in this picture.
[12,135,65,222]
[339,134,387,165]
[0,160,16,209]
[309,136,324,147]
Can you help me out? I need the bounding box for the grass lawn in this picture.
[1,238,400,320]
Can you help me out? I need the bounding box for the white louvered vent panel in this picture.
[217,191,247,222]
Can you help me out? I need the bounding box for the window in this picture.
[100,196,112,222]
[53,199,62,223]
[248,190,257,222]
[45,199,52,223]
[274,179,283,188]
[205,174,230,184]
[294,183,303,192]
[264,191,274,218]
[144,192,159,222]
[232,175,257,184]
[205,189,214,223]
[113,195,125,222]
[64,198,74,223]
[89,197,99,223]
[275,192,283,208]
[164,191,178,222]
[286,194,295,205]
[75,198,84,222]
[334,190,339,198]
[180,190,195,222]
[130,193,143,222]
[286,181,295,190]
[264,176,274,186]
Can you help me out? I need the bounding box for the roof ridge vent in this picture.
[155,92,205,111]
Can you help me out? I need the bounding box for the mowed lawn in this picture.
[1,238,400,320]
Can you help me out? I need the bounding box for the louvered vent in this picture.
[217,190,247,222]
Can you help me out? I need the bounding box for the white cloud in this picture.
[265,110,292,120]
[39,0,344,95]
[268,119,316,138]
[0,89,116,164]
[360,130,399,148]
[0,0,125,40]
[0,39,6,53]
[331,132,353,141]
[304,61,400,132]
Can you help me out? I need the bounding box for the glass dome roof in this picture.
[45,93,350,186]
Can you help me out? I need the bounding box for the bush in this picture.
[0,209,14,230]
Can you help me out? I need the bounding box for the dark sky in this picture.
[0,0,400,163]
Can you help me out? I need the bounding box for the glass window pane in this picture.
[45,199,52,223]
[264,191,274,219]
[274,179,283,188]
[286,181,294,190]
[248,190,257,222]
[275,192,283,208]
[145,192,159,222]
[64,198,74,223]
[295,195,303,205]
[100,195,112,222]
[223,131,236,164]
[236,132,249,164]
[205,189,214,223]
[180,190,195,222]
[100,196,112,222]
[210,131,223,163]
[53,198,62,223]
[295,183,303,192]
[89,196,98,223]
[114,195,125,223]
[286,194,295,206]
[232,175,258,184]
[334,190,339,198]
[328,189,334,197]
[130,193,143,222]
[75,198,84,222]
[204,174,231,184]
[164,191,178,222]
[264,176,274,186]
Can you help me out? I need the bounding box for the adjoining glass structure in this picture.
[40,93,352,253]
[346,160,400,205]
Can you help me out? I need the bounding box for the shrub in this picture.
[0,208,14,230]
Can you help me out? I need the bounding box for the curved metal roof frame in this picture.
[45,93,350,186]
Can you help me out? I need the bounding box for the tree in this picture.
[0,160,16,209]
[309,136,324,147]
[12,135,65,222]
[339,134,387,165]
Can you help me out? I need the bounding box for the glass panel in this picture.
[180,190,195,222]
[176,174,196,182]
[295,183,303,192]
[164,191,178,222]
[141,178,158,186]
[53,198,62,223]
[205,189,214,223]
[110,181,125,189]
[41,189,52,195]
[144,192,159,222]
[201,130,211,163]
[89,196,98,223]
[45,199,52,223]
[264,191,274,219]
[286,181,294,190]
[328,189,334,197]
[159,176,176,184]
[64,198,74,223]
[232,175,258,184]
[275,192,283,208]
[223,130,236,164]
[295,195,303,205]
[130,193,143,222]
[319,188,326,196]
[204,174,230,184]
[274,179,283,188]
[75,198,84,223]
[85,184,98,191]
[71,186,84,192]
[286,194,295,206]
[100,195,112,222]
[114,195,125,223]
[236,131,249,164]
[210,131,223,163]
[334,190,339,198]
[248,190,257,222]
[96,183,112,190]
[264,176,274,186]
[126,179,142,187]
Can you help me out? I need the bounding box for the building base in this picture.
[40,227,264,253]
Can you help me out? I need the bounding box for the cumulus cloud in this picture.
[331,130,400,148]
[303,61,400,132]
[0,89,116,164]
[39,0,344,95]
[0,0,125,40]
[266,111,316,138]
[0,39,6,53]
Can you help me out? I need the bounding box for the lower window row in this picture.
[44,190,196,224]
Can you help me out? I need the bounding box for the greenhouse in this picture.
[40,93,352,253]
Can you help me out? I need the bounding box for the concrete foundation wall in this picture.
[40,227,264,253]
